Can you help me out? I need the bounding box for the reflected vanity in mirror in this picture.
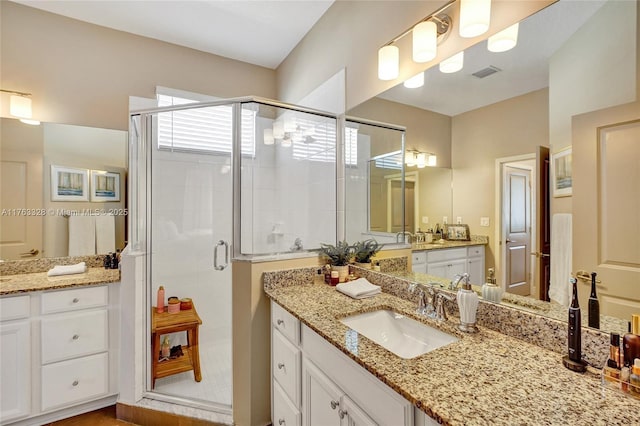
[345,0,638,335]
[0,117,128,260]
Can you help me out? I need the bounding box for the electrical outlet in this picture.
[480,217,490,227]
[456,216,463,224]
[422,216,429,224]
[443,216,448,224]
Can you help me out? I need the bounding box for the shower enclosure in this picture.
[129,98,338,414]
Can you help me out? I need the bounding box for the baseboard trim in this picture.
[116,402,230,426]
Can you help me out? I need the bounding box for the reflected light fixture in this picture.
[281,136,292,148]
[405,152,416,167]
[263,128,275,145]
[403,72,425,89]
[416,152,427,168]
[459,0,491,38]
[487,22,519,52]
[1,89,40,125]
[427,154,437,167]
[405,150,437,167]
[413,20,437,63]
[273,120,285,139]
[439,51,464,73]
[378,45,399,80]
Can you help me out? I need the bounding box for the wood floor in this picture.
[45,406,135,426]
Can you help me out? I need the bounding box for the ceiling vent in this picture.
[472,65,501,79]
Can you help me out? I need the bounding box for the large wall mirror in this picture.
[345,0,637,334]
[1,117,127,260]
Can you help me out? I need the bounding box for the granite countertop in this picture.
[265,281,639,425]
[0,267,120,295]
[411,239,487,251]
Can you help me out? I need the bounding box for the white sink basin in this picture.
[340,309,458,359]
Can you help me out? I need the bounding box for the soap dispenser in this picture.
[457,274,479,333]
[481,268,503,303]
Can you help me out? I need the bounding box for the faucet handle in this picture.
[434,291,455,321]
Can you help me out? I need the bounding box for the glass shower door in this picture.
[148,104,233,410]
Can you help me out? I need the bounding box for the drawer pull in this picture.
[278,419,285,425]
[72,334,79,340]
[276,319,284,325]
[338,409,347,419]
[72,298,80,303]
[277,363,285,370]
[330,400,339,409]
[72,380,79,386]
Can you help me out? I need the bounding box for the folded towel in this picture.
[47,262,87,277]
[336,278,381,299]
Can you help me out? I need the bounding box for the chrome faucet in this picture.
[290,238,303,251]
[396,231,414,244]
[434,292,456,321]
[449,273,470,290]
[408,282,436,317]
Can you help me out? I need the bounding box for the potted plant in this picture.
[319,241,353,282]
[353,239,383,269]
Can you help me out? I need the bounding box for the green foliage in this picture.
[319,241,354,266]
[353,239,383,263]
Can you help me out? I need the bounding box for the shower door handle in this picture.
[214,240,230,271]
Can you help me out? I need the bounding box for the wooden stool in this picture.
[151,303,202,389]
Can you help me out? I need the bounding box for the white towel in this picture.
[47,262,87,277]
[549,213,572,307]
[68,215,96,256]
[336,278,381,299]
[95,214,116,254]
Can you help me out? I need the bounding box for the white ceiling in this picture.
[378,0,607,116]
[13,0,334,69]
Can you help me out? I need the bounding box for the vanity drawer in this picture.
[273,328,301,406]
[467,245,485,258]
[412,251,427,265]
[273,380,301,426]
[426,248,466,263]
[272,301,300,345]
[41,352,108,411]
[41,286,108,314]
[41,309,108,364]
[0,295,30,321]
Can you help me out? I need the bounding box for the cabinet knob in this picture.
[278,419,285,425]
[330,400,339,409]
[277,319,284,325]
[338,409,347,419]
[277,363,285,370]
[72,334,79,340]
[72,380,79,386]
[72,298,79,303]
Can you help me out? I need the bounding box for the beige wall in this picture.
[277,0,553,110]
[0,2,276,130]
[451,88,550,271]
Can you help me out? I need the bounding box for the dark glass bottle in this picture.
[588,272,600,329]
[568,277,582,363]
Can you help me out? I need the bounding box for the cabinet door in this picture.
[467,256,485,285]
[449,259,467,279]
[0,320,30,423]
[340,395,377,426]
[427,259,466,281]
[426,261,448,279]
[302,358,342,426]
[411,262,427,274]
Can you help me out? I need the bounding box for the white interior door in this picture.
[573,117,640,320]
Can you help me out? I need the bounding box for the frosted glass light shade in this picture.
[413,21,437,63]
[488,23,519,52]
[427,154,437,167]
[378,45,399,80]
[10,95,32,119]
[405,152,416,167]
[273,120,285,139]
[403,72,425,89]
[459,0,491,38]
[416,153,427,168]
[263,128,274,145]
[439,51,464,73]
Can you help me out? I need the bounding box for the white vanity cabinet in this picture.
[0,284,119,425]
[411,245,485,285]
[271,300,420,426]
[0,295,31,424]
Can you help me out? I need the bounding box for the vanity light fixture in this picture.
[459,0,491,38]
[416,152,427,168]
[1,89,40,125]
[263,128,275,145]
[439,51,464,73]
[403,72,425,89]
[427,154,437,167]
[405,150,437,167]
[405,151,416,167]
[377,0,455,81]
[487,22,519,52]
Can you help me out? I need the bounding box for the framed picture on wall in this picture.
[444,224,470,241]
[90,170,120,202]
[51,165,89,202]
[552,147,572,197]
